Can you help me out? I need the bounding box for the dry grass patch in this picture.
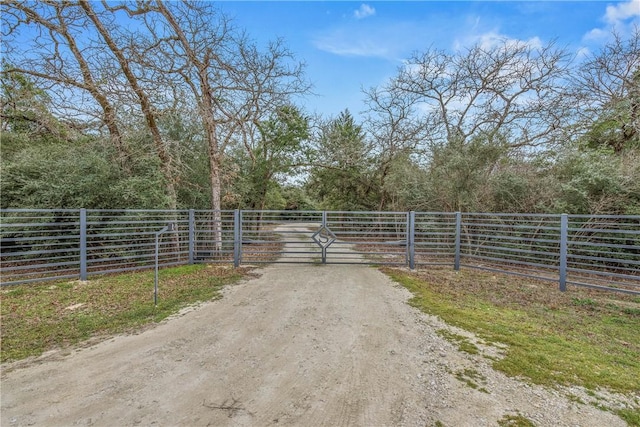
[1,264,249,363]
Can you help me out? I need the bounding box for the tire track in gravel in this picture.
[1,226,628,427]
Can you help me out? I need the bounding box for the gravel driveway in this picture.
[1,228,628,427]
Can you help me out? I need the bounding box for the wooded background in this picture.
[2,1,639,215]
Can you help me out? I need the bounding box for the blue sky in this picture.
[215,0,640,120]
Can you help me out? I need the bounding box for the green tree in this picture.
[550,148,640,215]
[243,105,310,210]
[0,142,168,210]
[485,153,559,213]
[423,133,508,212]
[306,110,378,210]
[377,152,430,211]
[0,69,76,155]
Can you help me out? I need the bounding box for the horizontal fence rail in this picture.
[240,210,324,264]
[1,209,638,294]
[566,215,640,292]
[193,210,237,264]
[459,213,562,281]
[326,211,408,265]
[1,209,81,285]
[84,209,192,276]
[413,212,458,267]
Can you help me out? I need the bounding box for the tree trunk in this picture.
[79,0,178,208]
[209,148,223,253]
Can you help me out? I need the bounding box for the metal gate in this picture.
[239,210,410,265]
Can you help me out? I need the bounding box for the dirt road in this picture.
[1,229,629,426]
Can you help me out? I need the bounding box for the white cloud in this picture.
[604,0,640,24]
[314,34,390,58]
[454,30,543,52]
[316,40,389,58]
[583,28,608,42]
[313,22,417,60]
[354,4,375,20]
[575,46,592,60]
[583,0,640,43]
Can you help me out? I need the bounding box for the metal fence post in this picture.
[154,223,175,305]
[188,209,195,264]
[79,208,87,281]
[322,211,327,264]
[408,211,415,269]
[233,209,241,267]
[559,213,568,292]
[454,211,461,271]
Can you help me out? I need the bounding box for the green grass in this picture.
[383,268,640,398]
[619,408,640,426]
[436,328,480,355]
[386,267,640,425]
[498,413,536,427]
[1,264,247,363]
[453,367,489,393]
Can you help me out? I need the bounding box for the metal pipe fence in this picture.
[459,213,562,281]
[565,215,640,292]
[192,210,237,263]
[1,209,638,294]
[239,210,323,263]
[413,212,458,267]
[1,209,82,284]
[326,211,408,265]
[84,209,192,277]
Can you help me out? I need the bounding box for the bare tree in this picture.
[2,0,185,208]
[385,39,572,153]
[118,1,310,248]
[363,85,428,210]
[3,0,310,222]
[361,38,574,212]
[77,0,179,208]
[572,28,640,153]
[2,1,131,169]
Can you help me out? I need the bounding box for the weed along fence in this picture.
[1,209,638,294]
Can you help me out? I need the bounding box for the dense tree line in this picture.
[1,2,638,215]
